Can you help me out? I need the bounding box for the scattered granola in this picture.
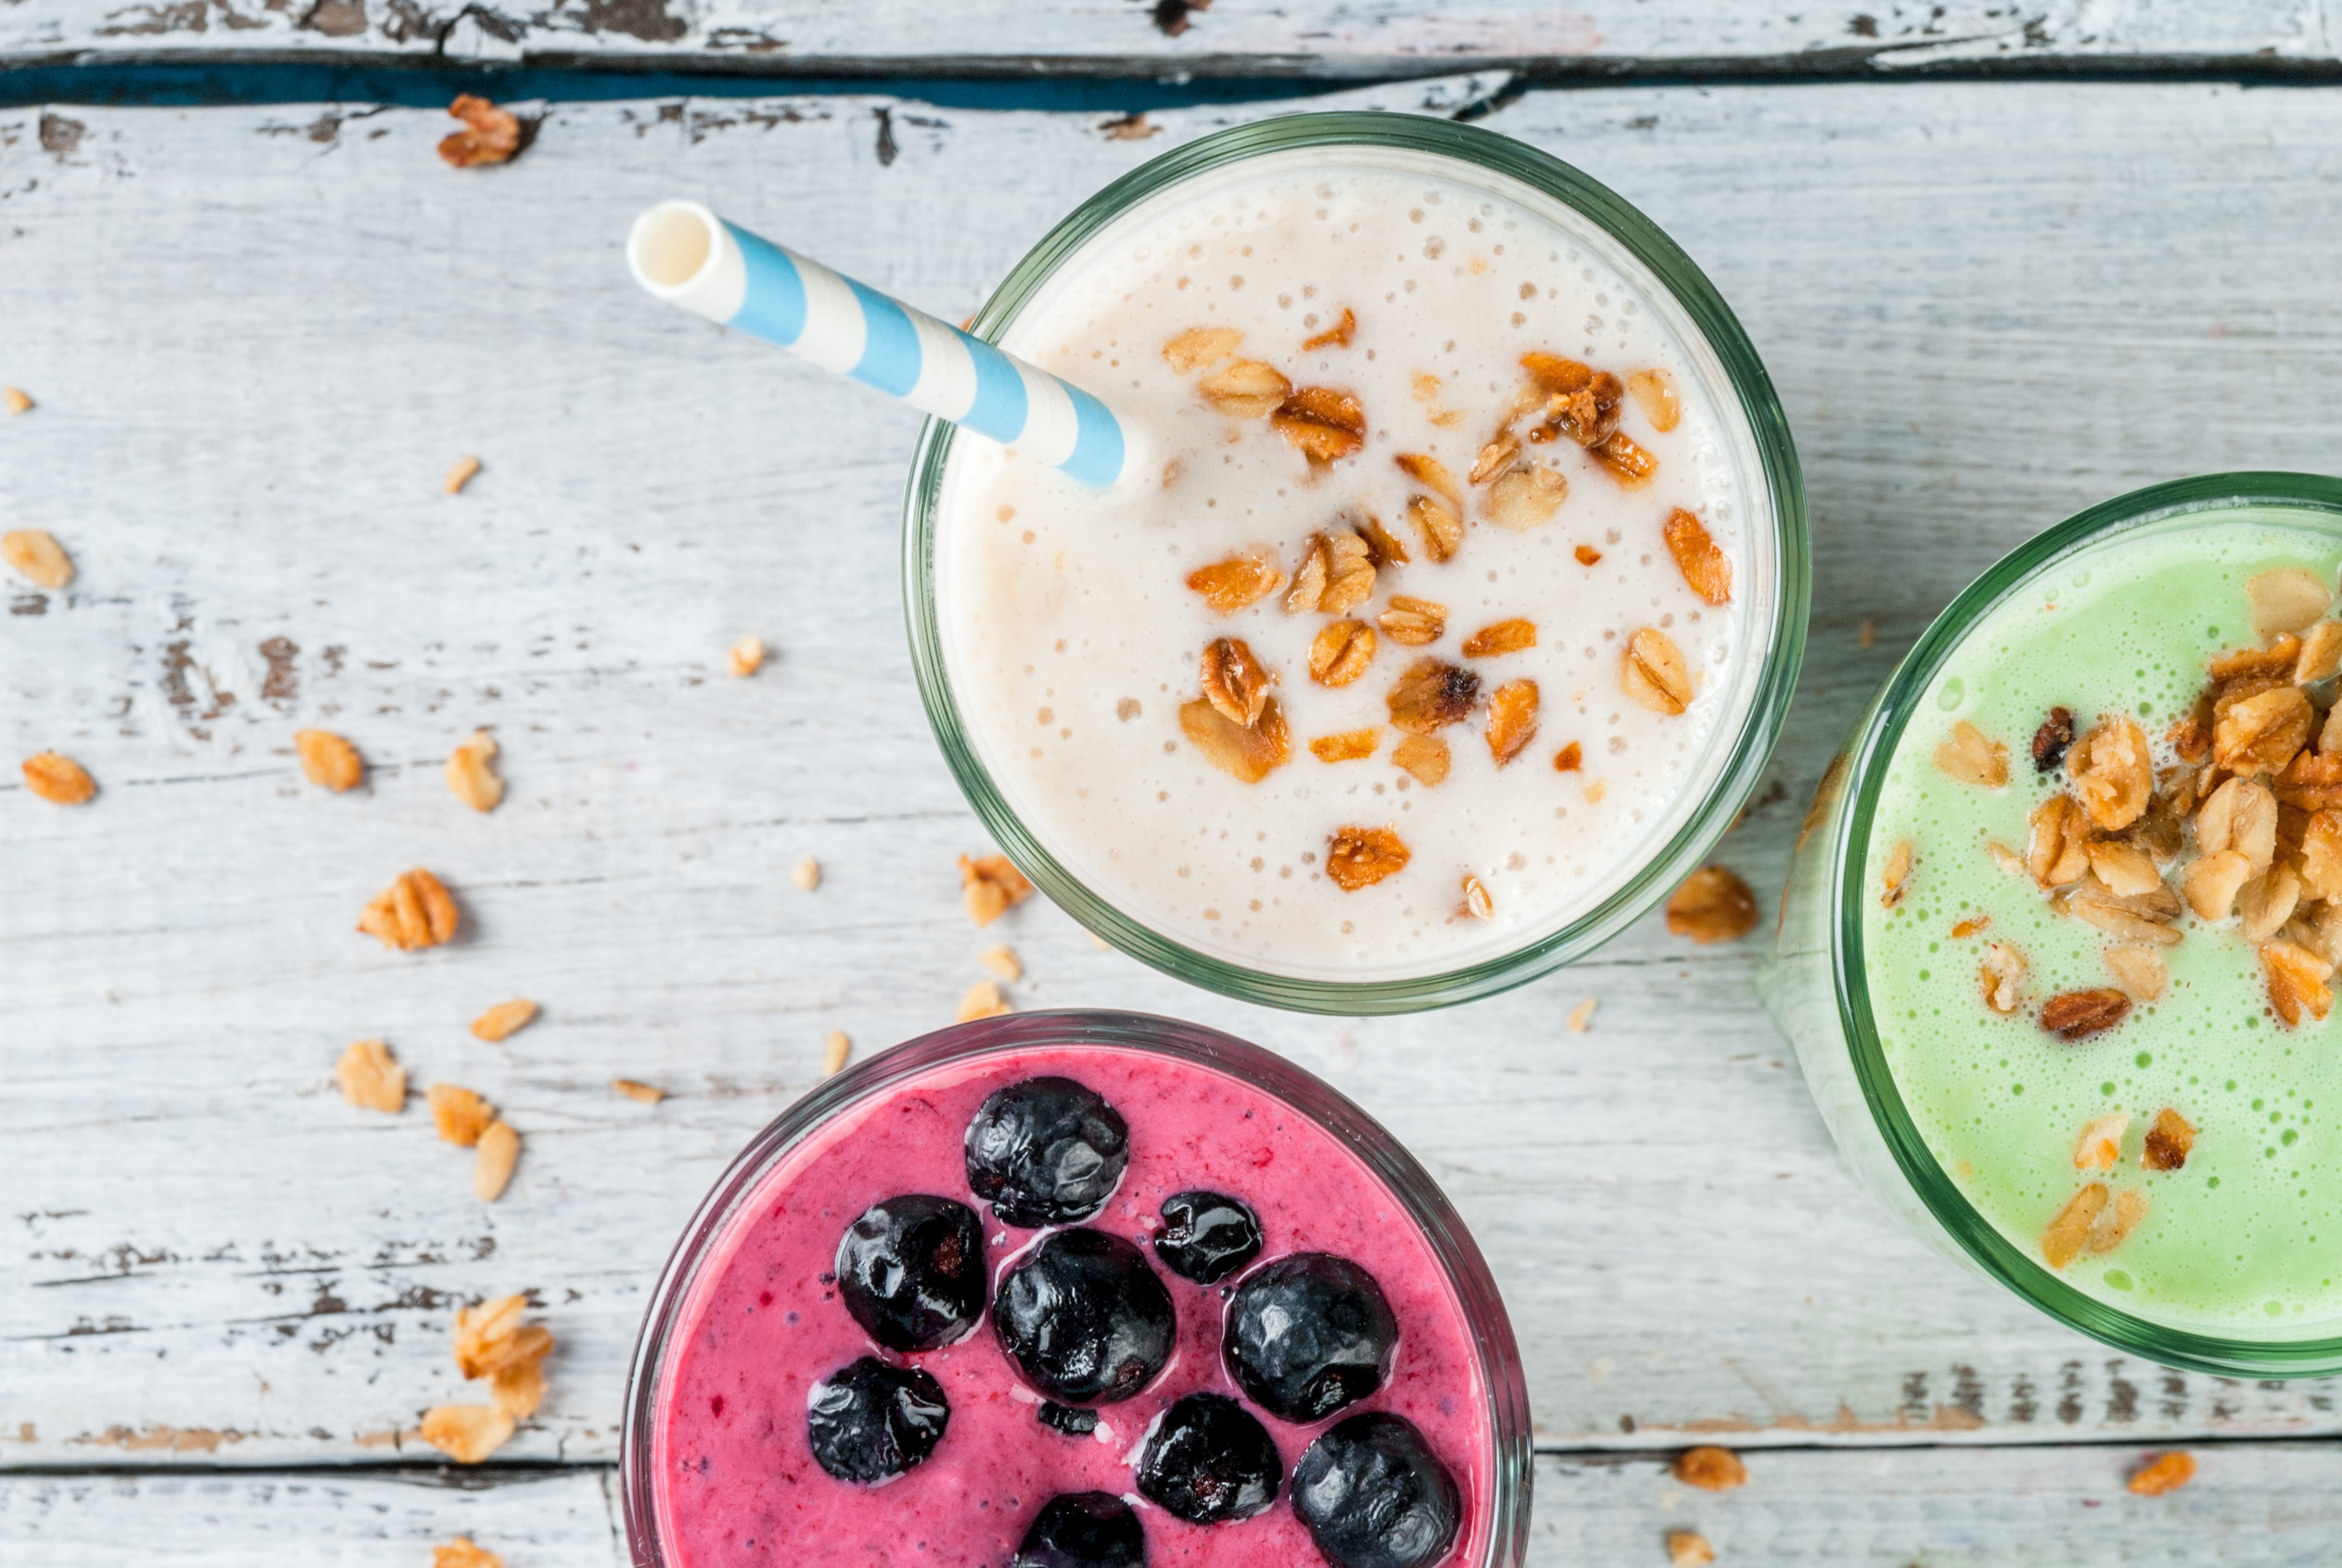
[2126,1450,2197,1497]
[2141,1107,2196,1172]
[1378,596,1447,647]
[1388,659,1480,734]
[1187,550,1287,612]
[420,1404,514,1464]
[2091,1187,2149,1254]
[1620,627,1692,716]
[1405,494,1464,561]
[1665,1531,1714,1568]
[444,454,483,495]
[476,1121,521,1202]
[2103,944,2169,1002]
[1460,874,1494,920]
[1461,618,1537,658]
[1287,531,1375,615]
[1393,452,1463,512]
[1661,509,1732,606]
[1552,741,1583,773]
[1469,431,1521,487]
[2040,987,2132,1042]
[1626,368,1680,433]
[1589,431,1658,487]
[1326,825,1411,891]
[1979,942,2028,1015]
[958,980,1013,1022]
[1200,359,1292,417]
[439,95,522,168]
[2246,567,2330,637]
[359,869,459,951]
[1271,387,1367,464]
[336,1038,407,1112]
[824,1031,853,1075]
[1950,914,1990,938]
[1575,544,1603,567]
[1163,326,1244,373]
[1673,1446,1747,1491]
[1355,510,1411,567]
[1181,696,1292,782]
[1,386,31,417]
[728,635,766,676]
[296,728,363,791]
[613,1078,666,1103]
[1665,866,1758,944]
[1484,679,1539,767]
[435,1539,503,1568]
[2040,1183,2108,1268]
[1879,839,1914,909]
[21,751,94,805]
[2031,706,2076,773]
[2073,1110,2129,1171]
[1300,308,1356,352]
[430,1084,495,1147]
[1933,720,2009,789]
[452,1292,551,1392]
[1391,736,1450,786]
[1203,637,1276,724]
[1307,621,1378,688]
[793,856,821,892]
[1566,997,1598,1033]
[960,854,1035,926]
[1484,465,1567,531]
[3,528,72,589]
[470,999,537,1042]
[1309,729,1380,762]
[979,944,1022,982]
[2262,938,2334,1025]
[446,730,504,812]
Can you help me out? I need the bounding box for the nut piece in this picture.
[2066,714,2154,826]
[1186,550,1288,613]
[1,386,31,417]
[446,730,504,812]
[1673,1446,1747,1491]
[1979,942,2029,1015]
[1933,720,2010,790]
[335,1039,406,1113]
[2183,849,2254,921]
[2,528,73,589]
[1661,509,1732,606]
[1300,308,1356,352]
[1589,431,1658,486]
[823,1031,853,1075]
[1627,368,1682,432]
[960,853,1035,925]
[439,95,522,168]
[2214,686,2313,777]
[2278,747,2342,810]
[2295,619,2342,682]
[1879,838,1914,909]
[1567,997,1599,1032]
[1163,326,1244,373]
[613,1078,666,1103]
[2026,795,2092,889]
[1394,452,1463,511]
[2238,863,2302,944]
[1484,679,1539,767]
[1199,359,1292,417]
[1666,1531,1714,1568]
[2031,707,2076,773]
[977,944,1022,982]
[453,1293,547,1380]
[2040,1183,2109,1269]
[1271,387,1367,464]
[2073,1110,2130,1172]
[1354,509,1411,567]
[1461,617,1537,658]
[1378,596,1447,647]
[1202,637,1275,725]
[1521,354,1622,445]
[2088,1187,2149,1255]
[2196,777,2278,872]
[1469,430,1521,486]
[430,1084,495,1147]
[1460,874,1494,920]
[2103,944,2169,1002]
[295,729,363,791]
[420,1404,515,1464]
[476,1121,521,1201]
[1391,735,1450,786]
[793,856,821,892]
[2262,938,2336,1026]
[435,1537,503,1568]
[1552,741,1584,773]
[2039,987,2132,1042]
[1179,695,1293,783]
[1287,532,1376,615]
[957,979,1013,1022]
[1387,658,1481,734]
[2142,1107,2196,1172]
[2086,841,2163,899]
[2300,810,2342,901]
[1484,466,1567,530]
[444,455,483,495]
[1406,495,1465,561]
[2247,567,2331,637]
[21,751,95,805]
[1621,627,1693,716]
[727,635,765,676]
[2127,1452,2198,1497]
[1309,729,1380,762]
[1307,621,1377,688]
[1665,866,1758,944]
[470,999,538,1042]
[359,869,459,951]
[1950,914,1990,938]
[1326,825,1411,891]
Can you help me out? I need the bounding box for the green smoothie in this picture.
[1861,508,2342,1331]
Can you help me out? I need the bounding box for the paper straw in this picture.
[628,199,1135,489]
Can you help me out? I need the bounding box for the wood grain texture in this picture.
[0,0,2334,75]
[7,75,2342,1483]
[6,1446,2337,1565]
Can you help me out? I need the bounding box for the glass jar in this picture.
[1767,472,2342,1376]
[903,112,1808,1014]
[619,1009,1532,1567]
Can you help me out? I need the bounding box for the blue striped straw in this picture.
[627,199,1135,489]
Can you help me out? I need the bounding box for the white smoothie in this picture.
[934,149,1766,980]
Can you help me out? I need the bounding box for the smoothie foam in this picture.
[934,149,1766,981]
[1860,508,2342,1331]
[650,1044,1493,1567]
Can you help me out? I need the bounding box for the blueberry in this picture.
[805,1357,949,1484]
[994,1227,1175,1404]
[965,1077,1129,1227]
[1136,1391,1281,1524]
[1224,1253,1396,1423]
[1152,1190,1263,1285]
[1291,1411,1460,1568]
[1037,1400,1099,1436]
[834,1194,987,1353]
[1012,1492,1146,1568]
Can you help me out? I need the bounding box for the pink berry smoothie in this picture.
[647,1041,1495,1568]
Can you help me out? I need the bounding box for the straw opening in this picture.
[629,201,720,296]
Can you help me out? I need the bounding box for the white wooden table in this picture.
[6,7,2342,1562]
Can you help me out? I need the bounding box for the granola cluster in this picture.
[1163,324,1725,906]
[1905,565,2342,1270]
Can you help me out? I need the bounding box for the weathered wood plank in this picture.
[8,76,2342,1472]
[0,0,2332,76]
[6,1446,2337,1565]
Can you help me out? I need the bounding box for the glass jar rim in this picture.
[616,1008,1534,1567]
[1829,470,2342,1376]
[901,110,1810,1014]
